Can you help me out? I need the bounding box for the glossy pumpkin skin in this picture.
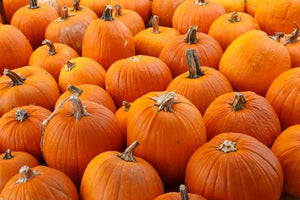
[1,0,27,23]
[219,30,291,96]
[0,151,39,192]
[203,91,281,147]
[0,24,33,73]
[0,66,60,116]
[271,125,300,197]
[211,0,245,12]
[0,165,79,200]
[172,0,226,34]
[115,101,131,136]
[58,57,106,92]
[127,91,207,185]
[185,132,283,200]
[105,55,173,108]
[208,12,260,51]
[0,105,51,162]
[265,67,300,130]
[80,150,164,200]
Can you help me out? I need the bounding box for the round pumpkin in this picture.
[211,0,245,12]
[185,132,283,200]
[67,0,97,19]
[245,0,257,17]
[1,0,27,23]
[115,101,131,136]
[80,0,109,17]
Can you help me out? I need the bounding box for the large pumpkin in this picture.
[127,91,207,185]
[185,132,283,200]
[80,141,164,200]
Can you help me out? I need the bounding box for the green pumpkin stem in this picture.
[179,184,190,200]
[71,0,82,12]
[149,91,181,112]
[101,5,114,21]
[284,22,299,46]
[185,26,199,44]
[2,149,14,160]
[15,109,30,122]
[28,0,39,9]
[67,84,83,96]
[117,141,140,162]
[114,4,123,17]
[122,101,131,111]
[228,11,241,23]
[42,39,57,56]
[16,165,39,184]
[0,0,8,24]
[217,140,237,153]
[3,69,26,86]
[269,32,285,42]
[195,0,207,6]
[152,15,160,34]
[66,60,76,71]
[186,49,204,78]
[229,92,247,111]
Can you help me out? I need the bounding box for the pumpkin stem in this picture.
[152,15,160,34]
[0,0,8,24]
[229,92,247,111]
[2,149,14,159]
[195,0,207,6]
[284,22,299,46]
[122,101,131,111]
[129,56,142,61]
[228,11,241,23]
[186,49,204,78]
[15,109,30,122]
[179,184,190,200]
[217,140,237,153]
[117,141,140,162]
[15,165,39,184]
[101,5,114,21]
[28,0,39,9]
[66,60,76,71]
[71,0,82,12]
[269,32,285,42]
[114,4,123,17]
[42,39,57,56]
[58,6,70,22]
[149,91,181,112]
[67,84,83,96]
[185,26,199,44]
[3,69,26,86]
[69,96,91,121]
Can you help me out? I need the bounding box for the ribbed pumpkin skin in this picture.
[0,66,60,116]
[219,30,291,96]
[42,100,125,188]
[167,66,233,115]
[0,165,79,200]
[211,0,245,12]
[105,55,173,108]
[0,24,33,72]
[115,102,130,135]
[203,91,281,147]
[1,0,28,23]
[80,0,109,17]
[127,92,207,185]
[0,105,51,162]
[282,33,300,68]
[159,32,223,77]
[245,0,256,17]
[80,151,164,200]
[154,192,206,200]
[185,132,283,200]
[0,151,39,192]
[271,125,300,197]
[255,0,300,35]
[265,68,300,130]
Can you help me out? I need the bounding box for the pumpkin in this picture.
[54,0,73,12]
[265,67,300,130]
[105,55,173,108]
[58,57,106,92]
[0,0,27,23]
[80,141,164,200]
[245,0,257,17]
[172,0,226,34]
[38,0,58,11]
[0,23,33,73]
[10,0,59,49]
[80,0,109,17]
[211,0,245,12]
[0,165,79,199]
[42,94,125,188]
[159,26,223,77]
[0,66,60,116]
[127,91,207,185]
[185,132,283,200]
[67,0,97,19]
[134,15,180,57]
[208,11,260,51]
[218,30,291,96]
[45,6,95,55]
[115,101,131,136]
[0,150,39,192]
[271,125,300,198]
[82,5,135,70]
[28,39,79,81]
[0,105,51,162]
[166,49,233,115]
[203,91,281,147]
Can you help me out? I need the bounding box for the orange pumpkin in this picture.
[82,5,135,70]
[115,101,131,136]
[38,0,58,11]
[245,0,257,17]
[67,0,97,19]
[218,30,291,96]
[0,165,79,199]
[211,0,245,12]
[271,125,300,198]
[80,141,164,200]
[105,55,173,108]
[185,132,283,200]
[0,66,60,116]
[1,0,27,23]
[58,57,106,92]
[159,26,223,77]
[0,150,39,192]
[80,0,109,17]
[0,105,51,162]
[127,91,207,185]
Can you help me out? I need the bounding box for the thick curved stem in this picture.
[58,6,69,22]
[180,185,190,200]
[66,61,76,71]
[101,5,114,21]
[42,40,56,56]
[185,26,199,44]
[28,0,39,9]
[71,0,82,12]
[122,101,131,111]
[3,69,26,86]
[67,84,83,96]
[152,15,160,34]
[2,149,14,159]
[117,141,140,162]
[228,11,241,23]
[217,140,237,153]
[114,4,123,17]
[229,92,247,111]
[149,91,181,112]
[284,22,300,46]
[186,49,204,78]
[15,165,39,184]
[15,109,30,122]
[269,32,285,42]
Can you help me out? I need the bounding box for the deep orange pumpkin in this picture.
[115,101,131,136]
[211,0,245,12]
[245,0,257,17]
[80,0,109,17]
[67,0,97,19]
[1,0,27,23]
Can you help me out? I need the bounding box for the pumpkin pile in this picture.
[0,0,300,199]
